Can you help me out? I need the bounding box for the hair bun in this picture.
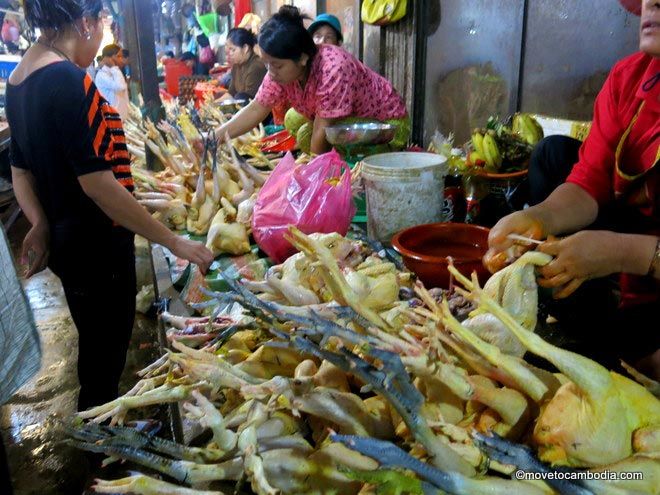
[276,5,305,26]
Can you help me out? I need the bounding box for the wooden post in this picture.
[380,0,427,145]
[122,0,165,168]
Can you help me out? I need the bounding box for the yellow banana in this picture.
[469,151,486,167]
[472,132,485,155]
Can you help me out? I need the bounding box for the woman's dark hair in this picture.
[180,51,197,62]
[197,33,210,48]
[227,28,257,49]
[23,0,104,30]
[258,6,317,61]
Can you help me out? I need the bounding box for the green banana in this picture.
[512,113,523,136]
[472,131,485,155]
[527,115,544,144]
[482,134,502,171]
[513,114,544,145]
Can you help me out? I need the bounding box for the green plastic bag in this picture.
[361,0,407,26]
[196,12,219,37]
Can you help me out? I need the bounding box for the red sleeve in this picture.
[565,68,623,205]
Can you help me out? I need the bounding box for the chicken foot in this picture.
[331,434,554,495]
[91,475,225,495]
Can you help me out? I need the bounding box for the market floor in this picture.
[1,218,159,495]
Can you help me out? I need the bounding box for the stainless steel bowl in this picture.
[325,122,398,146]
[217,98,247,112]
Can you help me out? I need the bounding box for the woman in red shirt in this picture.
[488,0,659,376]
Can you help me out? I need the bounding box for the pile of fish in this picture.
[69,227,660,495]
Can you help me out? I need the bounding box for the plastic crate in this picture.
[0,56,20,80]
[163,60,193,97]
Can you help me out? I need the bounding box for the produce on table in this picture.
[296,121,313,155]
[283,108,310,137]
[124,101,274,256]
[512,113,544,146]
[69,227,660,494]
[467,114,544,173]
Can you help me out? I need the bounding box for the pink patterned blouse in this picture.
[255,44,407,121]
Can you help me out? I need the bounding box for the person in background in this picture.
[121,48,130,78]
[7,0,213,411]
[487,0,659,378]
[85,54,101,80]
[1,14,21,53]
[213,6,408,154]
[180,51,200,73]
[197,33,214,75]
[308,13,343,46]
[220,27,266,101]
[95,43,129,119]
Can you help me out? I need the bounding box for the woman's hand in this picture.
[79,170,214,274]
[537,230,623,299]
[22,222,49,278]
[484,210,546,273]
[169,237,214,274]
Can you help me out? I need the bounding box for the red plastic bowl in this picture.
[260,130,297,153]
[392,222,491,289]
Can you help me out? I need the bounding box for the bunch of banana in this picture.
[471,129,502,172]
[512,113,544,145]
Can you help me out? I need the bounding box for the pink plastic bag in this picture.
[252,150,356,262]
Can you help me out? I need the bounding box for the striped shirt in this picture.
[6,61,133,237]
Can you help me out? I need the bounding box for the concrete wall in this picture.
[423,0,640,145]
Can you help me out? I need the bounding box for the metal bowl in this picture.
[217,98,247,112]
[325,122,397,146]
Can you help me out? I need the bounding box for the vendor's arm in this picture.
[78,171,213,271]
[311,116,336,154]
[489,182,599,255]
[214,99,270,140]
[489,59,622,257]
[536,231,658,298]
[53,69,213,272]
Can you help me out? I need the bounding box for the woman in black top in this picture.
[7,0,213,411]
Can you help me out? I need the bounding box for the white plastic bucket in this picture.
[362,152,448,243]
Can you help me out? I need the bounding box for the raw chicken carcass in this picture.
[463,251,551,357]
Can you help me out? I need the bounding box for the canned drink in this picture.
[443,174,465,222]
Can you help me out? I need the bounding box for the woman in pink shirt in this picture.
[214,6,408,154]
